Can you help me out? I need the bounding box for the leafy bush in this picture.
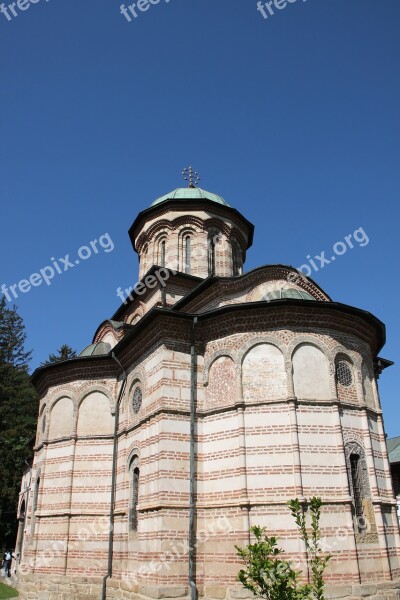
[288,498,331,600]
[236,497,330,600]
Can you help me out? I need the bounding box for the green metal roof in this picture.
[388,437,400,464]
[264,288,316,301]
[151,187,230,207]
[79,341,111,357]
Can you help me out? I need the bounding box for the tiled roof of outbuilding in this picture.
[388,437,400,464]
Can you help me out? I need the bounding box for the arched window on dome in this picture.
[129,456,140,532]
[179,230,194,274]
[208,229,220,276]
[232,238,243,276]
[141,244,148,275]
[184,235,191,274]
[159,239,166,267]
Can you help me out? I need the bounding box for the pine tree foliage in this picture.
[41,344,77,366]
[0,297,38,549]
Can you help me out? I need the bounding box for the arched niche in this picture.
[242,343,286,401]
[206,356,236,405]
[77,391,114,436]
[48,397,74,440]
[292,343,330,400]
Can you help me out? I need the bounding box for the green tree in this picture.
[288,498,331,600]
[0,297,38,549]
[236,527,311,600]
[41,344,77,366]
[236,497,331,600]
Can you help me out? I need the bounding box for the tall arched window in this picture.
[33,476,40,513]
[184,235,191,274]
[232,238,243,276]
[129,456,140,531]
[345,441,374,534]
[350,454,363,517]
[160,239,166,267]
[208,229,219,276]
[39,404,47,436]
[141,244,148,274]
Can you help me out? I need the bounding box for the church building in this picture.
[15,175,400,600]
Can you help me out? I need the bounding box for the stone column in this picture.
[64,436,78,574]
[288,400,303,497]
[285,361,303,497]
[332,402,351,495]
[237,406,251,542]
[285,360,295,398]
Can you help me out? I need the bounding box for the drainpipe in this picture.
[102,353,127,600]
[189,317,198,600]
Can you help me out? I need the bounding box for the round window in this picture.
[336,361,353,387]
[132,386,142,414]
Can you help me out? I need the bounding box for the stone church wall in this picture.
[16,327,400,600]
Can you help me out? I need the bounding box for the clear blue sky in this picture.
[1,0,399,436]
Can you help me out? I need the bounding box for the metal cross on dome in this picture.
[182,166,200,188]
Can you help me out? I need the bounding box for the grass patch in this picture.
[0,582,18,599]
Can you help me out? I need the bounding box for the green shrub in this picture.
[236,497,331,600]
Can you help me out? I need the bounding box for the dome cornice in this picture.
[129,198,254,253]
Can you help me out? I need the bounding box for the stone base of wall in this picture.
[14,574,400,600]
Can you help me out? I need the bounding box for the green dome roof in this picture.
[79,341,111,357]
[264,288,316,301]
[151,187,230,207]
